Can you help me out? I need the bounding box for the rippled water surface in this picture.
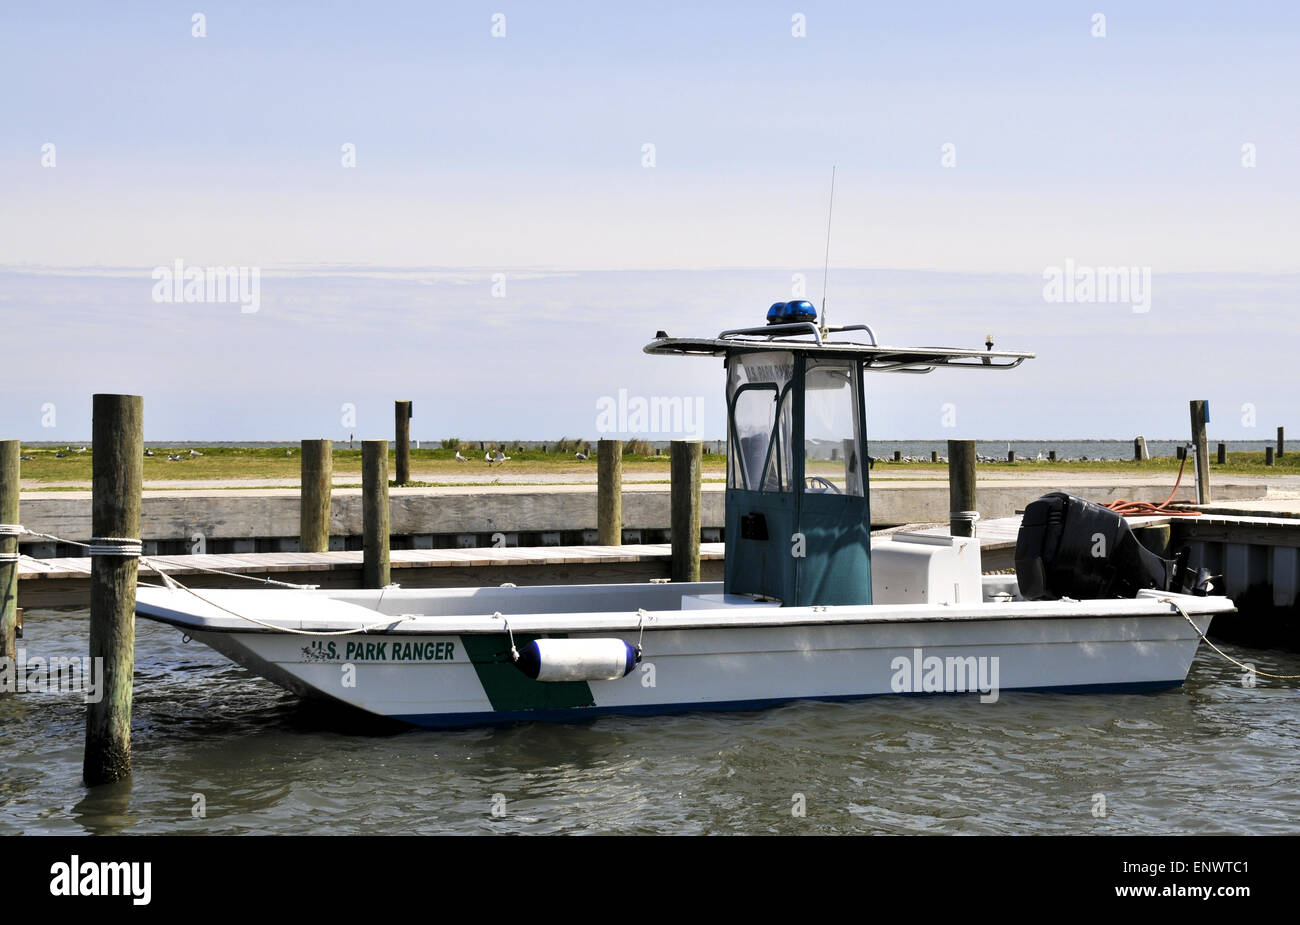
[3,609,1298,835]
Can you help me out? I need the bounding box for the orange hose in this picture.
[1103,453,1202,517]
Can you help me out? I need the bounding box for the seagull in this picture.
[55,452,66,458]
[189,449,203,457]
[167,454,183,462]
[485,452,494,465]
[455,451,470,462]
[285,449,292,456]
[491,450,511,465]
[144,448,155,457]
[73,446,88,454]
[575,451,589,461]
[20,455,34,461]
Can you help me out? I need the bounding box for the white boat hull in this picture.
[136,584,1230,727]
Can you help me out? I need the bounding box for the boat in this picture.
[135,300,1234,727]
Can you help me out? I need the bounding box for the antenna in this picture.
[820,165,836,331]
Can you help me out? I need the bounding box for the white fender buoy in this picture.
[515,638,640,682]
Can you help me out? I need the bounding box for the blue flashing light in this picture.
[784,300,817,323]
[767,300,819,325]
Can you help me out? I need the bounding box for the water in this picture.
[865,440,1297,462]
[3,609,1298,835]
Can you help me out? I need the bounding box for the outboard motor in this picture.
[1015,492,1176,600]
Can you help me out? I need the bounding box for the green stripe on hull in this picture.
[460,633,595,712]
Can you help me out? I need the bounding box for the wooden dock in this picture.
[14,475,1279,558]
[17,543,727,608]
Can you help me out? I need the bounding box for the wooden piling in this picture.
[893,450,902,462]
[1189,400,1211,503]
[1266,446,1275,466]
[394,401,412,485]
[670,440,701,582]
[84,394,142,786]
[299,439,332,552]
[1134,436,1149,461]
[931,450,938,463]
[1048,450,1056,462]
[362,440,390,588]
[0,440,19,667]
[1279,426,1286,458]
[597,439,622,546]
[947,439,977,538]
[1007,450,1015,463]
[1217,443,1227,465]
[1133,523,1172,558]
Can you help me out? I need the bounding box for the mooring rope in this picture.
[145,556,310,589]
[12,526,414,637]
[147,568,416,636]
[1159,596,1300,680]
[0,523,22,563]
[494,612,519,661]
[18,527,313,588]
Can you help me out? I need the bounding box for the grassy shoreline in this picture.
[12,444,1299,486]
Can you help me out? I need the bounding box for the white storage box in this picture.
[869,533,982,605]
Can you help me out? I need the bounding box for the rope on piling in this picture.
[1159,596,1300,680]
[0,523,22,562]
[87,537,143,558]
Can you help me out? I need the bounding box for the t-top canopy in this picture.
[644,321,1033,373]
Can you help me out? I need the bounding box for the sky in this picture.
[1,2,1297,441]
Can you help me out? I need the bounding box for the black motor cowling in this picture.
[1015,492,1176,600]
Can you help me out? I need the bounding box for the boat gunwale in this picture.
[135,589,1233,636]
